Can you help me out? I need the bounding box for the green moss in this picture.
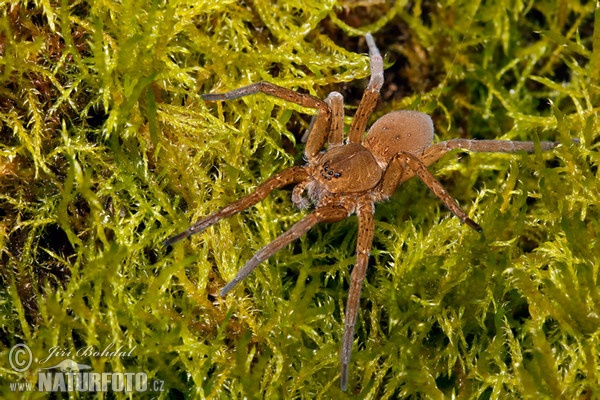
[1,0,598,398]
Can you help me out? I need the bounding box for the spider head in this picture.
[364,110,434,165]
[313,143,382,194]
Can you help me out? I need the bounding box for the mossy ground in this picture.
[1,0,599,398]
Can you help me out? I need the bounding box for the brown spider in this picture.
[165,34,567,390]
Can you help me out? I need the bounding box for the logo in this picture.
[40,360,92,373]
[7,344,164,393]
[8,344,32,372]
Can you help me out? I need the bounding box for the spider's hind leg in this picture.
[421,138,567,167]
[384,152,482,232]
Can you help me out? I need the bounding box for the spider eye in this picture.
[315,143,383,192]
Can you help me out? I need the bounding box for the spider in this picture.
[165,34,568,390]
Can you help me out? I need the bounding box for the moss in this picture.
[0,0,598,398]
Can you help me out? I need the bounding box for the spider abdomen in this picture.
[365,110,434,164]
[312,143,383,194]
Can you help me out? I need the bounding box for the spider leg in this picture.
[202,81,331,161]
[220,205,349,296]
[300,91,344,147]
[378,155,412,199]
[340,201,375,391]
[202,81,326,108]
[386,152,482,231]
[348,33,384,144]
[420,138,563,168]
[379,138,574,199]
[163,166,309,246]
[326,92,345,147]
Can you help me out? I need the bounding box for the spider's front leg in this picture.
[202,81,333,161]
[163,166,308,246]
[220,205,349,296]
[340,201,375,391]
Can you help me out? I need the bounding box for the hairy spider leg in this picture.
[378,138,570,204]
[379,136,573,231]
[302,91,345,148]
[384,152,482,231]
[163,166,309,246]
[220,205,349,296]
[348,33,384,144]
[420,138,564,167]
[340,201,374,391]
[291,180,311,209]
[202,81,332,162]
[325,92,345,147]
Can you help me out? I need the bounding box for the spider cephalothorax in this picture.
[165,34,566,390]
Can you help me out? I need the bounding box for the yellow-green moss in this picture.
[1,0,598,398]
